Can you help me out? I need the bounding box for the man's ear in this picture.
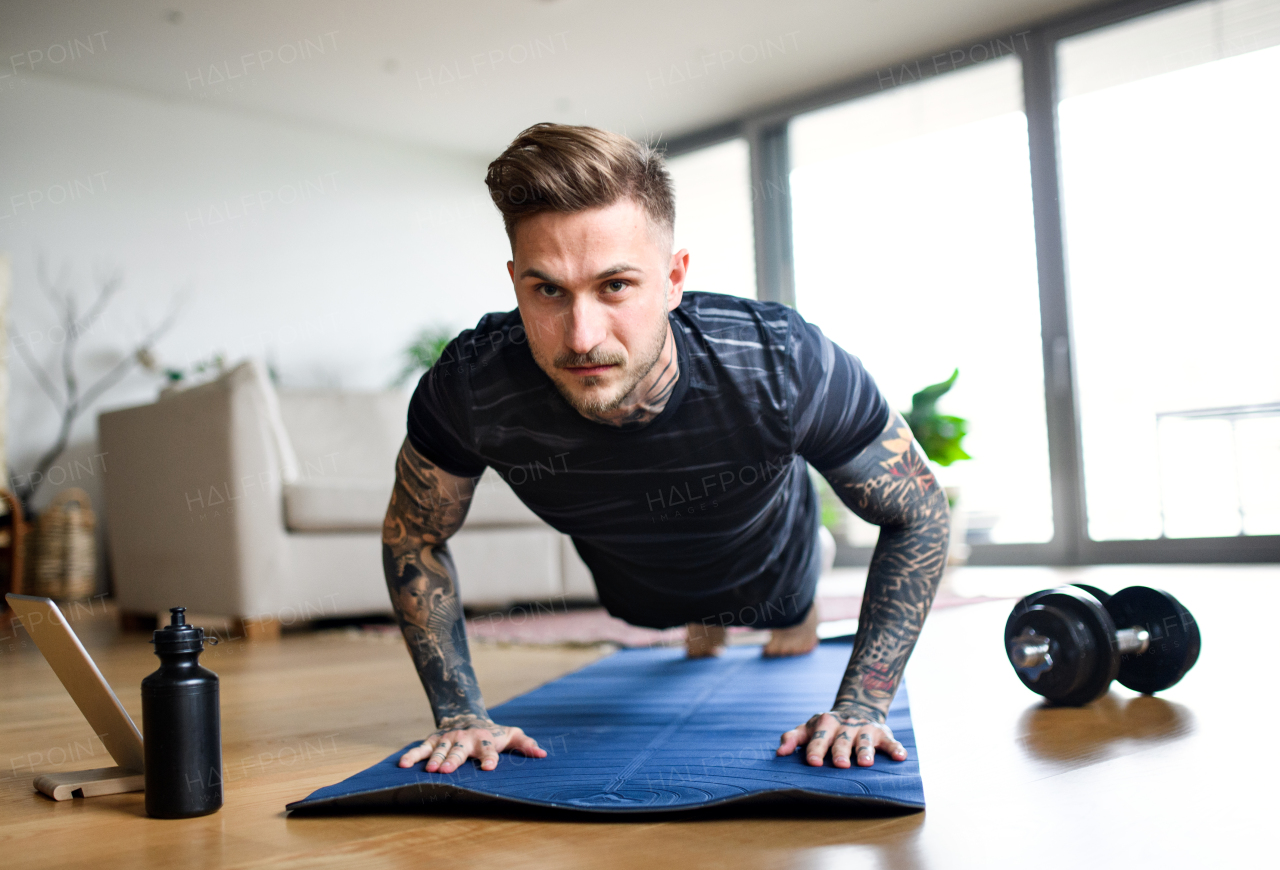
[667,248,689,311]
[507,260,516,284]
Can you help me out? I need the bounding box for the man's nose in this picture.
[564,296,607,354]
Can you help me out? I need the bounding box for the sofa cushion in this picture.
[282,470,549,532]
[449,527,562,605]
[275,387,543,532]
[284,478,392,532]
[465,469,543,527]
[277,391,409,483]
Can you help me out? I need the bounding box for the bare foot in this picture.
[763,603,819,658]
[685,622,727,658]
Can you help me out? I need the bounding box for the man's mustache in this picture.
[554,350,626,369]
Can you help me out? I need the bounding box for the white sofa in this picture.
[98,361,595,626]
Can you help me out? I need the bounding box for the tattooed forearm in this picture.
[821,412,950,722]
[382,438,487,728]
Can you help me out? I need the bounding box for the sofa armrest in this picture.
[99,363,291,617]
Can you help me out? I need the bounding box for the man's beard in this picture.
[544,313,669,418]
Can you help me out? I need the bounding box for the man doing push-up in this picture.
[381,123,950,776]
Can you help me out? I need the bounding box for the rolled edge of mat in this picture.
[285,781,925,816]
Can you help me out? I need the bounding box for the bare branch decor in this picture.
[8,260,180,515]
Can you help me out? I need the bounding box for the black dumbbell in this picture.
[1004,584,1200,706]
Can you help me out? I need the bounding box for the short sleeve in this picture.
[405,334,488,479]
[788,312,890,471]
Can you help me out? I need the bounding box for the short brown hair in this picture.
[485,123,674,249]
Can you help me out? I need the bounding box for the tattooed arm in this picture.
[383,438,546,773]
[778,411,950,768]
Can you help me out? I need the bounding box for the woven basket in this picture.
[27,487,97,601]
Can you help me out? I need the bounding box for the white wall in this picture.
[2,73,517,518]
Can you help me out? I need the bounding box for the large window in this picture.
[789,57,1054,545]
[665,138,757,299]
[666,0,1280,562]
[1058,0,1280,541]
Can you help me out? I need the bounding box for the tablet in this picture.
[7,593,145,773]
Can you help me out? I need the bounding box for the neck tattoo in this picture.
[586,326,680,428]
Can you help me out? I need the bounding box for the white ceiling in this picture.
[0,0,1104,158]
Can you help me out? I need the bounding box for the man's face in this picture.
[508,198,688,418]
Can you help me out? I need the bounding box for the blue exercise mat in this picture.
[287,642,924,815]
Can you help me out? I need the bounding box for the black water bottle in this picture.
[142,607,222,818]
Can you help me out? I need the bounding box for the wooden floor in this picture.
[2,564,1276,869]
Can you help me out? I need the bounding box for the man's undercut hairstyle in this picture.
[485,123,675,250]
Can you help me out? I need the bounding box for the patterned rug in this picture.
[462,591,1006,648]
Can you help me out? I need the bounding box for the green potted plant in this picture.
[904,368,972,564]
[815,369,973,555]
[392,326,454,388]
[904,368,971,470]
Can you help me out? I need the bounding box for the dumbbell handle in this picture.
[1010,636,1050,669]
[1115,627,1151,655]
[1010,625,1150,670]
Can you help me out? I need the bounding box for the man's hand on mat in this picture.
[399,715,546,773]
[778,707,907,768]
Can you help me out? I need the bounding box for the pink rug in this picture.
[463,592,1007,647]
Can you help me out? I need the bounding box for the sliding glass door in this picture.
[788,57,1054,548]
[1057,0,1280,543]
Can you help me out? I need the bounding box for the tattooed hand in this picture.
[398,714,546,773]
[784,411,948,767]
[777,705,907,768]
[384,440,543,774]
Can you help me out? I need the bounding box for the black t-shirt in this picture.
[407,292,888,629]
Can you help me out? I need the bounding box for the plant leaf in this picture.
[393,326,455,387]
[902,369,971,465]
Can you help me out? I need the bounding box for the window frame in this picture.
[664,0,1280,565]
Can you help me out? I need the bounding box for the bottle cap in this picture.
[152,607,206,655]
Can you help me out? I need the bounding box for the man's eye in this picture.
[606,281,627,293]
[537,284,561,297]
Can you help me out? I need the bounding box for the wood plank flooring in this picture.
[2,565,1274,869]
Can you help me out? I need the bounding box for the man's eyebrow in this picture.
[594,263,643,279]
[518,263,645,282]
